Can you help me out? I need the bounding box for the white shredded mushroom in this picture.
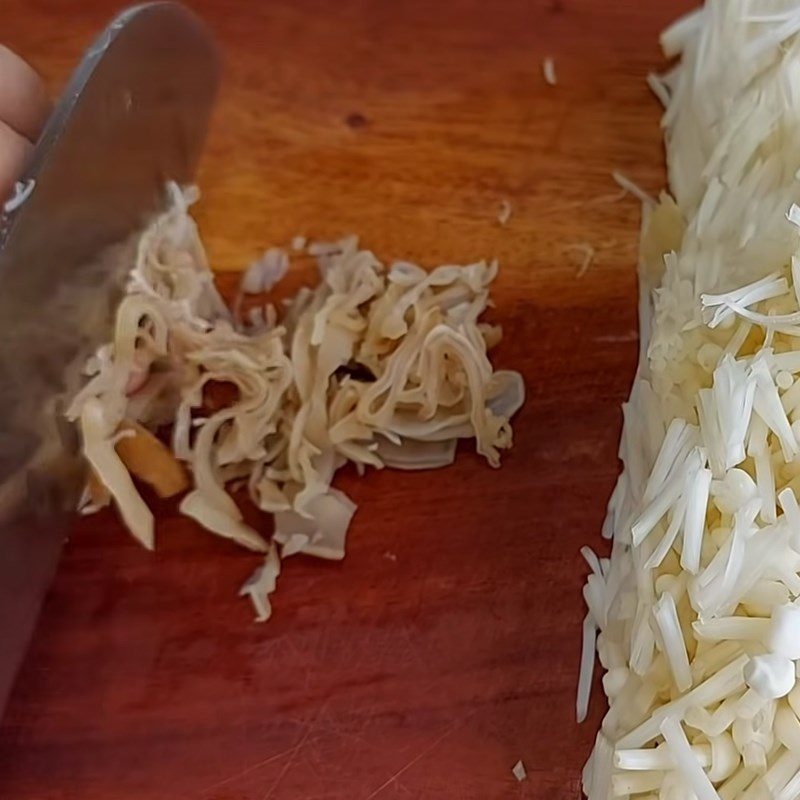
[498,199,513,226]
[240,247,289,294]
[566,243,595,278]
[3,178,35,213]
[580,3,800,800]
[70,184,524,621]
[611,171,655,207]
[542,56,557,86]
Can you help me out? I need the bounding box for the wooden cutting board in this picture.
[0,0,693,797]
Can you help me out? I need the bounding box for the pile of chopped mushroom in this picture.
[67,185,524,620]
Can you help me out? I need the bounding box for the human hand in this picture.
[0,46,49,200]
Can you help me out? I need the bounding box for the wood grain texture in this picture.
[0,0,692,797]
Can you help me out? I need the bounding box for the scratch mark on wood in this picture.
[361,712,475,799]
[260,703,328,799]
[198,742,303,795]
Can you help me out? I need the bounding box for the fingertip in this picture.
[0,119,33,201]
[0,45,50,142]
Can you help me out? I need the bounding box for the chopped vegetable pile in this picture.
[68,185,524,621]
[580,3,800,799]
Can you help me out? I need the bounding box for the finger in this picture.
[0,119,33,201]
[0,46,50,141]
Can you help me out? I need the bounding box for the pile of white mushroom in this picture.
[581,2,800,799]
[67,185,524,621]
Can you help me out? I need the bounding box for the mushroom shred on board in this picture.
[68,184,525,621]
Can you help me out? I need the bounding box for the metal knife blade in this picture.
[0,2,219,714]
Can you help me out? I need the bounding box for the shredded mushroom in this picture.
[69,185,524,620]
[542,57,557,87]
[581,3,800,799]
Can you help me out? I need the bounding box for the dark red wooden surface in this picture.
[0,0,691,797]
